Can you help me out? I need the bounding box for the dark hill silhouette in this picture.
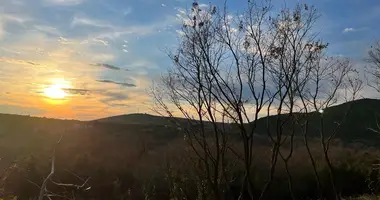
[95,98,380,145]
[95,113,174,125]
[0,98,380,145]
[249,98,380,145]
[318,98,380,142]
[0,99,380,199]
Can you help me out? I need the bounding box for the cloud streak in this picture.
[62,88,90,95]
[91,63,121,70]
[34,25,61,36]
[43,0,84,6]
[343,28,356,33]
[71,16,114,28]
[97,79,136,87]
[99,91,130,107]
[70,14,179,40]
[3,13,30,24]
[0,21,4,39]
[0,58,41,66]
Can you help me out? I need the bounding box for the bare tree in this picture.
[36,134,90,200]
[364,41,380,195]
[296,55,359,199]
[366,41,380,93]
[0,163,18,197]
[152,1,358,199]
[365,40,380,136]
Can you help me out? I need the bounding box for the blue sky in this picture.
[0,0,379,120]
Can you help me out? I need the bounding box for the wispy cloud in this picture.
[99,91,129,106]
[43,0,84,6]
[34,25,60,36]
[3,13,31,24]
[342,27,368,34]
[0,58,41,66]
[123,7,133,16]
[0,21,4,40]
[91,63,121,70]
[199,3,210,9]
[92,38,109,46]
[97,80,136,87]
[342,27,356,33]
[71,16,114,28]
[108,103,130,107]
[0,13,32,39]
[63,88,90,95]
[0,47,21,55]
[71,14,179,40]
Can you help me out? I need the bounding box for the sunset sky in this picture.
[0,0,379,120]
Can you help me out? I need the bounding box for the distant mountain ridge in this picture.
[95,113,173,125]
[95,98,380,144]
[1,98,380,145]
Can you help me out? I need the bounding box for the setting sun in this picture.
[44,85,67,99]
[43,78,72,100]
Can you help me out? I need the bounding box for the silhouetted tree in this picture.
[152,1,359,200]
[366,41,380,93]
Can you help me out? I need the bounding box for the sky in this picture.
[0,0,379,120]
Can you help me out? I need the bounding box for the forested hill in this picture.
[1,98,380,145]
[97,98,380,145]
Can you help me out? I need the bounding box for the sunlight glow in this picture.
[44,85,67,99]
[43,78,71,100]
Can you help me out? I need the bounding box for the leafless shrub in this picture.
[34,134,91,200]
